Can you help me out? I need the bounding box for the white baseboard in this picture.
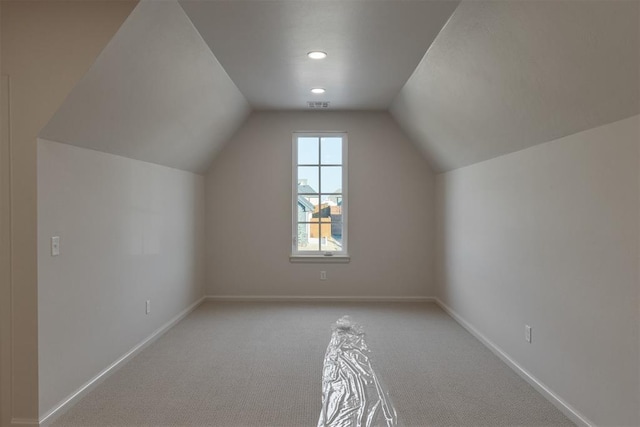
[11,419,39,426]
[433,298,594,427]
[36,295,588,426]
[38,296,206,427]
[204,295,435,302]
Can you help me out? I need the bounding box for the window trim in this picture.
[291,132,349,262]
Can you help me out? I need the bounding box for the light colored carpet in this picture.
[52,302,574,426]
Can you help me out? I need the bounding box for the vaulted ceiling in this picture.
[391,0,640,172]
[40,0,639,174]
[39,0,250,173]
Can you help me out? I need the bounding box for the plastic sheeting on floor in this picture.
[318,316,400,427]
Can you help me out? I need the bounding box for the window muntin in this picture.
[293,133,347,256]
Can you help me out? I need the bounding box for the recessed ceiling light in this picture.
[311,88,326,94]
[308,51,327,59]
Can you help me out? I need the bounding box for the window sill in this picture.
[289,254,351,263]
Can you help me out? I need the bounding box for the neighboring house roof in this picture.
[297,196,314,212]
[297,184,317,212]
[298,184,317,194]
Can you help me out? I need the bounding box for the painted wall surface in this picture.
[205,111,435,297]
[435,115,640,426]
[0,1,137,422]
[1,2,10,422]
[37,139,205,417]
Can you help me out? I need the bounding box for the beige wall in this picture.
[0,1,136,423]
[1,1,9,423]
[37,139,205,419]
[205,111,435,298]
[1,77,10,425]
[435,115,640,426]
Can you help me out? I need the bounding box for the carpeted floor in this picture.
[52,302,574,426]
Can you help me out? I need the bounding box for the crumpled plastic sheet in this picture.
[318,316,400,427]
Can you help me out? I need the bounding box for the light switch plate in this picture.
[51,236,60,256]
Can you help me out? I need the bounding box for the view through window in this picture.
[292,133,347,256]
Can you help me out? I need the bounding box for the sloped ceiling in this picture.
[39,0,251,174]
[390,0,640,172]
[40,0,639,174]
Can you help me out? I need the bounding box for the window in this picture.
[292,132,348,260]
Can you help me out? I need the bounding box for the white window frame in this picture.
[290,132,349,263]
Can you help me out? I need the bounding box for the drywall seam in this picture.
[434,298,593,427]
[205,295,435,303]
[38,296,205,427]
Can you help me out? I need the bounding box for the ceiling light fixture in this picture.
[311,88,326,94]
[308,51,327,59]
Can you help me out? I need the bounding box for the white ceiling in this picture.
[179,0,460,110]
[40,0,250,174]
[40,0,639,174]
[391,0,640,172]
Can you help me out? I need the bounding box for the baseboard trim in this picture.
[11,419,39,426]
[433,298,594,427]
[38,296,206,426]
[204,295,435,303]
[36,295,589,426]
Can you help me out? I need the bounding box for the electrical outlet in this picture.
[146,300,151,315]
[320,271,327,280]
[525,325,532,343]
